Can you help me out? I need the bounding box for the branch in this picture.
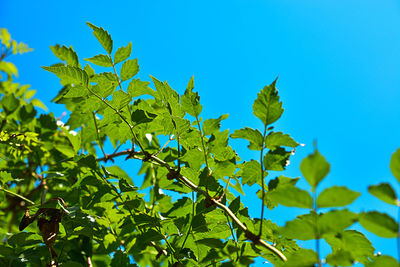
[96,150,287,261]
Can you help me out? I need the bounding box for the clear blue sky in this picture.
[2,0,400,264]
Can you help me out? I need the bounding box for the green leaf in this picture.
[268,186,313,208]
[87,22,113,54]
[1,94,19,113]
[231,127,263,151]
[300,149,330,190]
[238,160,261,186]
[85,54,113,67]
[318,209,358,235]
[114,42,132,64]
[281,213,316,240]
[366,255,399,267]
[50,44,79,67]
[317,186,360,208]
[110,90,132,109]
[390,148,400,183]
[265,131,299,150]
[252,78,283,126]
[120,59,139,81]
[42,65,89,87]
[282,249,318,267]
[359,211,399,238]
[368,183,398,206]
[263,147,291,171]
[203,114,229,136]
[326,251,354,267]
[325,230,374,265]
[181,76,202,117]
[127,79,156,98]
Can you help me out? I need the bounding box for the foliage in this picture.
[0,24,399,267]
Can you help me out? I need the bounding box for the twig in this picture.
[154,135,174,157]
[259,123,269,237]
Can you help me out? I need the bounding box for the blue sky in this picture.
[2,0,400,264]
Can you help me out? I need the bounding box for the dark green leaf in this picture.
[359,211,399,238]
[114,42,132,64]
[317,186,360,208]
[263,147,291,171]
[390,148,400,183]
[1,94,18,113]
[368,183,398,206]
[87,22,113,54]
[231,127,263,150]
[300,150,330,190]
[252,79,283,126]
[85,54,113,67]
[120,59,139,81]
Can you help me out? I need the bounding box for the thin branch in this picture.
[179,191,195,253]
[96,149,140,162]
[100,150,287,261]
[86,82,287,261]
[86,87,146,153]
[0,186,35,205]
[259,122,269,237]
[219,176,232,201]
[195,115,211,192]
[92,112,107,159]
[154,135,174,157]
[313,191,321,267]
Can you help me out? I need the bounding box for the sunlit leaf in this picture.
[114,42,132,64]
[368,183,398,206]
[252,78,283,126]
[85,54,113,67]
[359,211,399,238]
[317,186,360,208]
[300,149,330,190]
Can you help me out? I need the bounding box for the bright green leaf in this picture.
[300,150,330,190]
[265,131,299,150]
[252,78,283,126]
[87,22,113,54]
[238,160,262,186]
[114,42,132,64]
[85,54,113,67]
[317,186,360,208]
[181,76,202,117]
[390,148,400,183]
[359,211,399,238]
[42,65,89,87]
[203,114,229,136]
[50,44,79,67]
[120,59,139,81]
[231,127,263,151]
[268,186,313,208]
